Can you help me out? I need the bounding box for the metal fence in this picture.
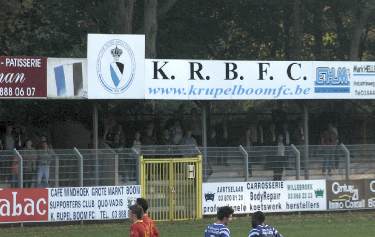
[0,144,374,188]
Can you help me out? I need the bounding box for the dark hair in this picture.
[136,198,149,212]
[252,211,265,227]
[217,206,234,221]
[129,205,144,219]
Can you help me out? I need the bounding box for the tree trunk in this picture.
[349,0,375,60]
[289,0,303,60]
[117,0,135,33]
[144,0,158,58]
[312,2,323,60]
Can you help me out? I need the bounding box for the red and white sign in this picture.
[0,56,47,98]
[0,188,48,223]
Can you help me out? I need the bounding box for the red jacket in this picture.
[130,220,149,237]
[143,214,160,237]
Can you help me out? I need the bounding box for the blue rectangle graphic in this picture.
[314,87,350,93]
[54,65,66,96]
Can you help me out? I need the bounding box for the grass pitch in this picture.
[1,212,375,237]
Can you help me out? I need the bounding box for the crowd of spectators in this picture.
[0,124,54,187]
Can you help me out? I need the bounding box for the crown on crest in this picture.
[111,46,123,60]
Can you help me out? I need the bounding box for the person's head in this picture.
[185,129,192,137]
[114,134,120,143]
[135,131,141,140]
[40,137,48,150]
[25,139,33,149]
[6,125,13,135]
[128,204,144,223]
[252,211,265,228]
[162,129,170,139]
[136,198,149,214]
[277,134,284,142]
[217,206,234,225]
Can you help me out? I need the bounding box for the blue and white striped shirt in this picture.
[248,224,283,237]
[204,223,231,237]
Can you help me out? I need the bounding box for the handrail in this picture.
[340,143,350,181]
[239,145,249,181]
[290,144,301,180]
[73,147,84,187]
[13,149,23,188]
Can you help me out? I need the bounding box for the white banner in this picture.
[48,185,140,221]
[202,180,326,215]
[47,58,87,98]
[145,59,375,100]
[87,34,145,99]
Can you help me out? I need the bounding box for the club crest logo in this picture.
[96,39,136,94]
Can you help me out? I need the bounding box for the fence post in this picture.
[74,148,84,187]
[340,143,350,180]
[114,153,119,186]
[239,145,249,181]
[55,155,59,187]
[290,144,301,180]
[14,149,23,188]
[132,147,141,184]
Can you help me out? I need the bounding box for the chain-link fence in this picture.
[1,144,373,188]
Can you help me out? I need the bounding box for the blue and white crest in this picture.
[96,39,136,94]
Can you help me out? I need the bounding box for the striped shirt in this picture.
[248,224,283,237]
[204,223,231,237]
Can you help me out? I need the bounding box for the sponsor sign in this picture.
[87,34,145,99]
[144,60,375,100]
[49,185,140,222]
[365,179,375,208]
[327,180,366,210]
[146,60,313,100]
[0,188,48,223]
[0,56,47,98]
[0,185,140,223]
[202,180,326,215]
[47,58,87,98]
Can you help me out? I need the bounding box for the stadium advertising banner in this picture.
[365,179,375,208]
[47,58,87,98]
[202,180,326,215]
[87,34,145,99]
[326,180,366,210]
[144,60,375,100]
[0,56,47,98]
[0,185,140,223]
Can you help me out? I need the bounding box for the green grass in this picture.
[2,212,375,237]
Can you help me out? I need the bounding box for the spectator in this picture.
[180,130,198,146]
[273,134,285,181]
[142,123,156,145]
[132,131,142,152]
[216,122,229,166]
[110,133,124,149]
[23,139,37,188]
[282,123,290,145]
[245,124,258,150]
[159,129,171,145]
[37,137,53,187]
[189,108,202,145]
[3,125,15,150]
[170,120,183,145]
[10,155,19,187]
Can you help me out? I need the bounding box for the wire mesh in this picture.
[78,148,139,186]
[0,150,19,188]
[246,146,298,181]
[200,146,246,182]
